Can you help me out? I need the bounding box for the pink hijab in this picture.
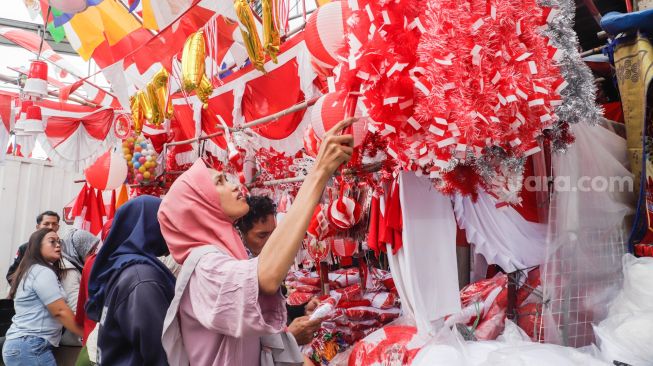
[158,159,248,263]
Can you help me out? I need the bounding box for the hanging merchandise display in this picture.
[331,0,565,203]
[122,135,159,185]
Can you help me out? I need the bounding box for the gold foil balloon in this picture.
[262,0,280,63]
[146,83,163,126]
[152,68,174,119]
[138,89,153,121]
[130,92,143,135]
[234,0,266,72]
[181,31,206,92]
[196,75,213,109]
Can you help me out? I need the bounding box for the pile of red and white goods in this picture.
[286,267,401,364]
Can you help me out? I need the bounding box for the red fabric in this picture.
[85,188,104,236]
[201,90,234,149]
[96,188,106,219]
[0,93,13,132]
[241,60,306,140]
[367,193,381,255]
[380,181,403,254]
[38,98,99,113]
[75,253,97,345]
[44,109,114,148]
[512,156,539,223]
[170,103,196,159]
[109,189,116,219]
[122,4,217,74]
[602,101,624,124]
[71,184,90,219]
[91,28,154,69]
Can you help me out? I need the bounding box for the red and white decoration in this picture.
[14,102,45,135]
[35,101,116,172]
[328,195,362,229]
[169,36,319,165]
[304,1,350,69]
[22,60,48,101]
[311,92,367,147]
[84,149,128,191]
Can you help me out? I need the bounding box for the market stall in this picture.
[4,0,653,365]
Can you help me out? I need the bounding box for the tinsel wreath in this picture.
[539,0,602,152]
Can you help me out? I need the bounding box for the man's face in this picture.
[37,215,60,232]
[244,214,276,257]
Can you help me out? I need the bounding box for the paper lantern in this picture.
[311,92,367,146]
[304,1,348,69]
[328,195,362,229]
[85,150,128,191]
[23,60,48,100]
[14,105,44,134]
[49,0,88,14]
[332,237,358,257]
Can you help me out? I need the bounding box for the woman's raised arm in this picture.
[257,118,355,295]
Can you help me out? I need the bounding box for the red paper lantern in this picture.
[328,195,362,229]
[85,149,128,191]
[49,0,88,14]
[304,1,348,69]
[23,60,48,100]
[311,92,367,146]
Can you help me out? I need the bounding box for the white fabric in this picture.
[594,254,653,365]
[453,191,548,272]
[412,339,609,366]
[387,171,461,336]
[87,324,99,363]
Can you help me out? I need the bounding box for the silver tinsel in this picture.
[540,0,603,126]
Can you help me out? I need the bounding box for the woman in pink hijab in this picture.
[158,119,355,366]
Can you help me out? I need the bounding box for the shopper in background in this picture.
[6,211,61,285]
[2,228,83,366]
[86,196,174,366]
[158,118,354,366]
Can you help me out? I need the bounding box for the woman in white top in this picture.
[2,228,83,366]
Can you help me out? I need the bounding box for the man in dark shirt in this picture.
[6,211,61,284]
[236,195,322,345]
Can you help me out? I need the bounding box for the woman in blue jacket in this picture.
[85,195,175,366]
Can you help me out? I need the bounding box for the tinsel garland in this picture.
[538,0,602,153]
[540,0,603,127]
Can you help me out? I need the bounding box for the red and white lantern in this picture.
[304,1,349,69]
[85,149,128,191]
[328,195,362,229]
[311,92,367,147]
[23,60,48,101]
[14,104,44,134]
[49,0,88,14]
